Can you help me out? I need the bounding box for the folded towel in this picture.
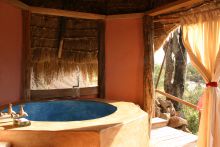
[0,142,11,147]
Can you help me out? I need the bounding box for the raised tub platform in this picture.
[0,99,149,147]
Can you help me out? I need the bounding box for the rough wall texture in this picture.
[0,1,22,105]
[105,18,144,107]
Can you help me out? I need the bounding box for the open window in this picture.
[154,27,202,134]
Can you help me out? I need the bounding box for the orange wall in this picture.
[0,1,23,105]
[0,2,144,107]
[105,18,144,107]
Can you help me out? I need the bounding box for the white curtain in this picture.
[181,9,220,147]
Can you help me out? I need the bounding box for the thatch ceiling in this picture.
[20,0,176,14]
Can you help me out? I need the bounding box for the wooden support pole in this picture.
[58,39,64,58]
[155,47,168,89]
[58,17,66,58]
[98,20,105,98]
[22,10,31,101]
[106,13,144,20]
[143,15,155,132]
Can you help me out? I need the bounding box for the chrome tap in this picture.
[73,87,80,98]
[72,74,80,97]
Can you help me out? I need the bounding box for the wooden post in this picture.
[155,47,168,89]
[57,17,66,59]
[98,20,105,98]
[22,10,31,101]
[58,39,64,58]
[143,15,155,132]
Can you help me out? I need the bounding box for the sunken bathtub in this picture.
[0,99,149,147]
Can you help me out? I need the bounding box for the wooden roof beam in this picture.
[30,6,106,20]
[2,0,29,10]
[3,0,105,20]
[145,0,204,16]
[106,13,144,20]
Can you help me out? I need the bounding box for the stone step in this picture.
[150,126,197,147]
[152,117,168,129]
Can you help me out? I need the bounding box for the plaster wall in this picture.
[0,1,23,105]
[105,18,144,107]
[0,2,145,107]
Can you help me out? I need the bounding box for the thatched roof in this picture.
[153,0,209,51]
[21,0,176,15]
[31,14,99,85]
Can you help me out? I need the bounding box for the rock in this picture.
[156,96,191,133]
[158,99,174,112]
[180,125,191,133]
[158,99,170,110]
[168,116,188,128]
[165,107,171,113]
[155,106,161,117]
[160,113,170,120]
[155,98,160,106]
[166,103,176,116]
[158,99,176,115]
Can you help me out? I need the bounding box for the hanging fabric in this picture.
[181,7,220,147]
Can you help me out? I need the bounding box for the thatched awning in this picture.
[154,21,178,51]
[153,1,216,52]
[30,14,99,85]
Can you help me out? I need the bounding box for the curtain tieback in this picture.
[206,82,218,87]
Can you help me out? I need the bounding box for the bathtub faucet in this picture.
[73,86,80,98]
[8,104,28,118]
[72,75,80,98]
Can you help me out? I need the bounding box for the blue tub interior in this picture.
[2,100,117,121]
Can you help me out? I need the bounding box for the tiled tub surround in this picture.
[0,99,149,147]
